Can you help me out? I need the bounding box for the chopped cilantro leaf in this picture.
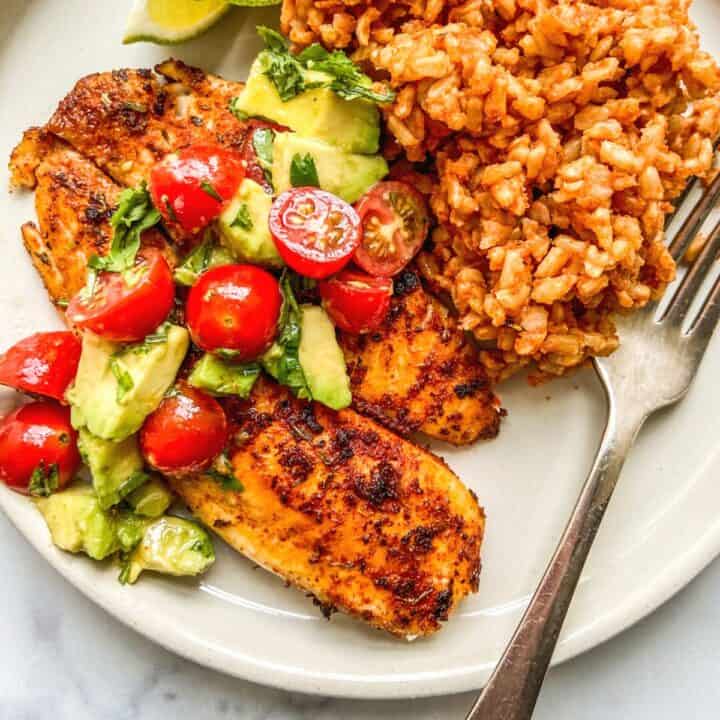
[257,26,289,53]
[296,44,328,64]
[142,326,171,346]
[231,203,254,231]
[252,128,275,168]
[200,180,223,202]
[255,28,395,105]
[28,462,60,498]
[88,183,161,275]
[252,128,275,189]
[205,469,244,492]
[118,561,132,585]
[214,348,242,362]
[228,97,248,121]
[257,27,305,102]
[290,153,320,187]
[164,197,179,223]
[260,272,311,400]
[303,46,396,104]
[110,356,134,403]
[123,324,170,355]
[205,452,243,491]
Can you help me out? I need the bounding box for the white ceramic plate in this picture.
[1,0,720,700]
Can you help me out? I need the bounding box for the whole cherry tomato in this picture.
[185,264,282,360]
[269,188,361,279]
[354,181,430,277]
[0,332,81,402]
[318,269,393,334]
[150,143,245,234]
[140,383,228,474]
[67,248,175,343]
[0,401,81,495]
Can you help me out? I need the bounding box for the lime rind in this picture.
[227,0,282,6]
[123,0,233,45]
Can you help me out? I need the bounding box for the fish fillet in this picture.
[169,380,484,638]
[11,128,172,304]
[341,270,502,445]
[46,60,246,189]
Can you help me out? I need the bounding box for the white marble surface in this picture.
[3,510,720,720]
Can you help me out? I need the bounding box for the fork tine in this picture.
[688,271,720,343]
[666,177,699,231]
[667,170,720,262]
[662,217,720,325]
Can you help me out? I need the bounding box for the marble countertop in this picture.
[3,513,720,720]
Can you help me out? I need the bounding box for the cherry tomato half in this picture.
[140,383,228,475]
[354,181,430,277]
[0,401,80,495]
[67,248,175,343]
[241,120,288,193]
[319,270,393,334]
[185,264,282,360]
[150,143,245,234]
[269,188,361,279]
[0,332,81,402]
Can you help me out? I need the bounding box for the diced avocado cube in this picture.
[120,516,215,585]
[78,428,147,510]
[174,237,234,287]
[272,133,388,204]
[115,513,150,554]
[35,486,119,560]
[298,305,352,410]
[234,59,380,154]
[126,477,173,518]
[217,179,283,267]
[67,326,189,442]
[188,353,260,398]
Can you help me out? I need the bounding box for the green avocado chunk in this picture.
[272,133,388,203]
[35,486,119,560]
[234,59,380,154]
[120,516,215,585]
[36,487,214,584]
[126,477,173,518]
[115,513,150,554]
[78,428,147,510]
[174,236,234,286]
[217,179,283,267]
[188,353,260,397]
[298,305,352,410]
[67,325,189,442]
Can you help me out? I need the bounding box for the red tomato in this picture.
[185,264,282,360]
[354,181,430,277]
[269,188,361,279]
[67,249,175,343]
[0,401,80,495]
[319,270,393,334]
[150,143,245,233]
[241,121,288,193]
[0,332,81,402]
[140,383,228,474]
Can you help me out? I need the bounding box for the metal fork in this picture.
[465,171,720,720]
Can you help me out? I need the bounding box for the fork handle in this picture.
[465,393,645,720]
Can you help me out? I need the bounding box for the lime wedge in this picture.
[123,0,232,45]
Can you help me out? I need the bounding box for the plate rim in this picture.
[3,483,720,699]
[2,0,720,700]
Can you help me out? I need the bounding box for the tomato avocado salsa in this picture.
[0,28,431,589]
